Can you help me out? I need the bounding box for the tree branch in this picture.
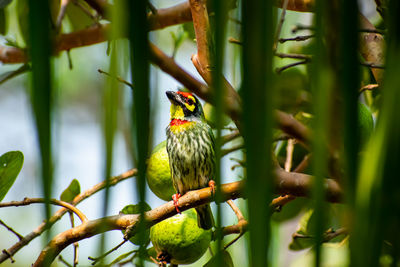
[0,198,88,223]
[33,170,342,266]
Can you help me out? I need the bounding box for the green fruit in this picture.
[203,103,231,128]
[146,141,175,201]
[150,209,212,265]
[358,103,374,148]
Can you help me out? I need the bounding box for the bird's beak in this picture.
[166,91,181,105]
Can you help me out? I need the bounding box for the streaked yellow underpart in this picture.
[170,104,185,120]
[170,121,196,134]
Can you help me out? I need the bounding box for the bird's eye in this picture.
[187,98,194,105]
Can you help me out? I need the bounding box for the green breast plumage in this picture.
[166,121,215,195]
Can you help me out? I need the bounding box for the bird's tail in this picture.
[196,204,214,230]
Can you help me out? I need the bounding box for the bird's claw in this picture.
[209,180,216,196]
[172,193,182,214]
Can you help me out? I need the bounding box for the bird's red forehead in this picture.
[177,91,192,98]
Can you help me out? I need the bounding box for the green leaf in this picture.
[120,202,151,246]
[289,206,346,251]
[0,8,5,35]
[203,251,234,267]
[108,250,136,266]
[60,179,81,203]
[0,151,24,201]
[272,197,309,222]
[182,22,196,42]
[66,0,95,31]
[289,209,316,251]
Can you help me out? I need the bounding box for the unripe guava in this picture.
[146,141,175,201]
[150,209,212,265]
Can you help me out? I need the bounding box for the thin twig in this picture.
[222,130,240,145]
[293,154,311,173]
[68,212,79,267]
[98,69,134,88]
[224,231,244,250]
[228,37,242,45]
[221,143,244,156]
[226,200,244,221]
[292,227,348,242]
[275,52,312,60]
[292,24,315,34]
[0,198,88,223]
[360,61,385,69]
[276,60,308,73]
[273,133,292,142]
[270,194,296,212]
[358,28,386,35]
[58,255,73,267]
[147,2,158,14]
[359,83,379,93]
[1,250,15,263]
[273,0,290,51]
[279,35,315,43]
[56,0,72,32]
[72,0,99,22]
[88,239,128,265]
[284,139,295,172]
[0,220,23,240]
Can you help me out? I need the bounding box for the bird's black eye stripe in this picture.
[187,98,194,105]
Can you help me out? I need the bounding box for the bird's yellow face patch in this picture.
[170,104,185,120]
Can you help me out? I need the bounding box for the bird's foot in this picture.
[209,180,216,196]
[172,193,182,214]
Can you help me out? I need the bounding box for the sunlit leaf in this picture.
[203,250,233,267]
[60,179,81,203]
[120,202,151,246]
[108,250,136,266]
[66,0,95,31]
[0,151,24,201]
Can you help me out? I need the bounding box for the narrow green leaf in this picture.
[16,0,29,44]
[60,179,80,203]
[108,250,136,266]
[120,202,151,246]
[0,8,6,35]
[203,250,234,267]
[28,0,53,245]
[0,151,24,201]
[241,0,274,265]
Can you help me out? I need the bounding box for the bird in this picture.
[165,90,215,230]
